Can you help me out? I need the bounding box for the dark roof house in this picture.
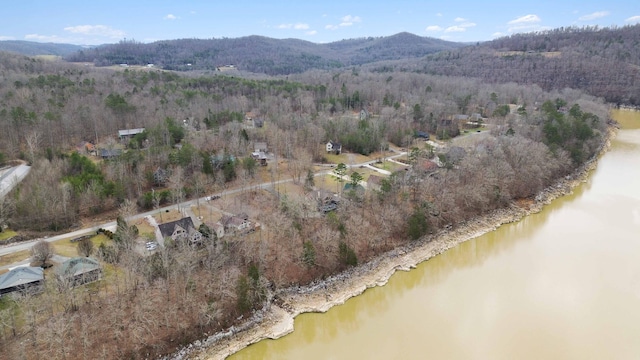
[0,266,44,296]
[100,148,122,160]
[158,217,202,244]
[326,140,342,154]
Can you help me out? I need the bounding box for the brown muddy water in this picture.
[229,109,640,360]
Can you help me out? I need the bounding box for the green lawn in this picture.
[51,234,112,258]
[0,229,18,243]
[0,250,31,269]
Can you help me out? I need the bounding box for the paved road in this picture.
[0,164,31,199]
[0,151,407,259]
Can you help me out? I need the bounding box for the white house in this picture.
[326,140,342,154]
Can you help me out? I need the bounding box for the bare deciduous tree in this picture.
[77,238,94,257]
[31,240,53,268]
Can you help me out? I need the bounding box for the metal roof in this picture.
[0,267,44,290]
[57,257,101,278]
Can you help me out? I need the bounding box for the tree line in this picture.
[0,49,611,359]
[63,33,462,75]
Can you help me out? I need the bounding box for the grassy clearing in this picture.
[34,55,62,61]
[356,168,384,181]
[131,218,155,237]
[324,152,373,165]
[274,181,305,197]
[315,174,342,193]
[0,250,31,268]
[50,234,113,258]
[152,209,184,224]
[372,160,409,172]
[51,238,79,258]
[194,204,225,224]
[0,229,18,242]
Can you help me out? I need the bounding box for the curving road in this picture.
[0,151,407,259]
[0,164,31,199]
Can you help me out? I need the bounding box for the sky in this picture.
[1,0,640,45]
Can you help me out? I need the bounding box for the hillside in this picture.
[0,40,85,56]
[382,25,640,106]
[0,34,612,359]
[63,33,465,74]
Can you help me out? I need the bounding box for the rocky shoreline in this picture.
[171,127,616,360]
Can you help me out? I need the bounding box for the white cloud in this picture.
[445,26,466,33]
[63,25,126,38]
[506,15,545,33]
[278,23,310,30]
[625,15,640,23]
[425,25,443,32]
[436,13,443,17]
[0,35,15,40]
[164,14,178,20]
[508,14,541,25]
[326,15,362,30]
[443,20,476,33]
[306,30,317,35]
[339,15,362,27]
[341,15,362,23]
[579,11,609,21]
[492,32,504,38]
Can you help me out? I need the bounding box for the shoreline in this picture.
[176,127,616,360]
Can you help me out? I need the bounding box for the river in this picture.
[229,109,640,359]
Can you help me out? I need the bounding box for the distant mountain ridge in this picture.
[63,33,465,74]
[379,24,640,105]
[0,40,85,56]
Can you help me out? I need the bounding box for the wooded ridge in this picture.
[0,24,619,359]
[64,32,464,74]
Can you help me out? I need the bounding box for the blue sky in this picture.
[1,0,639,45]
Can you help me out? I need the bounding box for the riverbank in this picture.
[178,127,616,360]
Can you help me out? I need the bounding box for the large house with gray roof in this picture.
[0,266,44,297]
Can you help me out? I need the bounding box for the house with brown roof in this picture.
[220,213,252,234]
[415,159,439,173]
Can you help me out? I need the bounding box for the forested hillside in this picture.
[0,41,611,359]
[389,25,640,106]
[0,40,84,57]
[64,33,464,74]
[62,25,640,105]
